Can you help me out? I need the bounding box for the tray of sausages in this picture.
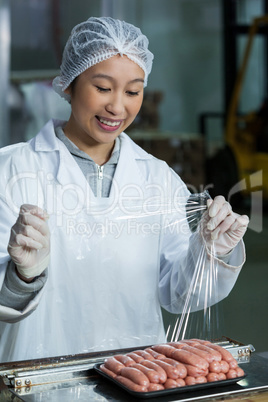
[94,338,246,398]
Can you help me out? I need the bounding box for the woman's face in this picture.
[64,55,144,152]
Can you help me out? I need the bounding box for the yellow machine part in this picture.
[225,15,268,198]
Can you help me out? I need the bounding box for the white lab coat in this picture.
[0,120,245,362]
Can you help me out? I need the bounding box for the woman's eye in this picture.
[96,86,110,92]
[127,91,139,96]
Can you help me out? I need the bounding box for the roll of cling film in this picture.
[165,190,224,343]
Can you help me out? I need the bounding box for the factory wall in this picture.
[9,0,223,140]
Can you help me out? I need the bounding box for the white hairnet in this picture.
[53,16,154,102]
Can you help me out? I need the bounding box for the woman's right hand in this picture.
[7,204,50,281]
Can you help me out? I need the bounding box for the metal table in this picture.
[1,348,268,401]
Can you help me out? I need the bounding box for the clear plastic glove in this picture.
[201,195,249,256]
[7,204,50,280]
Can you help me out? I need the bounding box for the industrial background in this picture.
[0,0,267,356]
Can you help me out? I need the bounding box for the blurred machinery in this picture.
[204,14,268,205]
[127,90,205,192]
[128,90,164,131]
[224,15,268,199]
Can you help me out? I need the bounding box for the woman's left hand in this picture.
[202,196,249,256]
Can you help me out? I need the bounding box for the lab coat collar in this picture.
[30,119,153,191]
[110,132,152,195]
[31,119,66,152]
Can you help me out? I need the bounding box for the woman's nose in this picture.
[105,93,125,116]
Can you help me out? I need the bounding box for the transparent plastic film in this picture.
[51,189,226,350]
[165,190,225,343]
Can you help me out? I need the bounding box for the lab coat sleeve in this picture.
[0,261,47,311]
[159,222,245,314]
[0,287,46,323]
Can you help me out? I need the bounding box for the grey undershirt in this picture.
[55,126,120,198]
[0,126,120,311]
[0,263,47,310]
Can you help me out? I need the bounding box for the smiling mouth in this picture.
[96,116,122,127]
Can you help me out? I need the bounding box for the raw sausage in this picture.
[153,360,180,379]
[185,375,208,385]
[209,361,221,373]
[184,364,208,377]
[145,347,166,360]
[116,375,147,392]
[164,378,179,389]
[133,350,154,360]
[185,376,196,386]
[171,349,209,371]
[236,367,245,377]
[204,343,234,363]
[228,359,238,369]
[141,360,167,383]
[120,367,150,387]
[167,342,185,349]
[160,357,187,378]
[220,360,230,373]
[152,344,177,358]
[147,383,165,391]
[195,376,207,384]
[180,345,215,363]
[100,364,117,379]
[207,372,220,382]
[226,369,238,379]
[126,352,144,363]
[209,360,229,374]
[178,339,201,347]
[104,357,125,375]
[176,378,186,387]
[132,363,160,384]
[218,373,227,381]
[194,344,222,361]
[114,354,135,367]
[185,375,207,385]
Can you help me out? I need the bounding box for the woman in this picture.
[0,17,248,362]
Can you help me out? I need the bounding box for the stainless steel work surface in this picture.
[5,353,268,402]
